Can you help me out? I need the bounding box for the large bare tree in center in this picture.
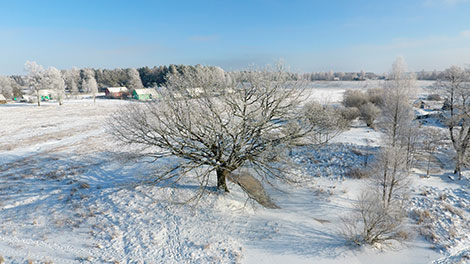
[110,66,319,195]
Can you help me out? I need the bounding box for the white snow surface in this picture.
[0,84,468,264]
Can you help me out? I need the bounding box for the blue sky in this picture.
[0,0,469,75]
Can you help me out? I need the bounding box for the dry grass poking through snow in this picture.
[410,186,470,260]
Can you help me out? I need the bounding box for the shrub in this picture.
[360,102,381,127]
[367,88,384,106]
[346,168,370,179]
[340,107,361,121]
[340,191,410,246]
[342,90,368,108]
[427,94,441,101]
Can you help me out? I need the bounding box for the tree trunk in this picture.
[216,169,230,192]
[382,158,389,202]
[427,152,432,177]
[455,151,462,180]
[36,90,40,106]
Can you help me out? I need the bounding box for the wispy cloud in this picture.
[460,29,470,38]
[345,30,470,71]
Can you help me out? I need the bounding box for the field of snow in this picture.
[0,81,468,263]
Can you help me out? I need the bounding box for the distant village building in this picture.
[105,87,129,99]
[37,89,54,101]
[0,94,7,104]
[132,88,159,101]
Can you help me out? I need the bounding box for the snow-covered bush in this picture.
[346,167,370,179]
[367,88,385,106]
[340,190,411,246]
[360,102,380,127]
[342,89,368,108]
[340,107,361,121]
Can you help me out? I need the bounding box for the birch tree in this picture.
[372,57,417,206]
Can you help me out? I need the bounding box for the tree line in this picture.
[0,64,231,100]
[0,63,450,101]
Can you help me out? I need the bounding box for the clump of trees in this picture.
[63,67,80,96]
[43,67,65,105]
[341,89,383,128]
[435,66,470,179]
[303,102,350,144]
[24,61,68,106]
[25,61,46,106]
[300,70,376,81]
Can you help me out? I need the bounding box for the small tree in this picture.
[0,76,13,98]
[127,68,144,92]
[110,66,317,198]
[83,69,98,102]
[419,127,445,177]
[44,67,65,105]
[371,146,410,206]
[436,66,470,179]
[24,61,44,106]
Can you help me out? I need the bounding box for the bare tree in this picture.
[372,57,417,206]
[109,66,317,198]
[436,66,470,179]
[381,56,417,149]
[370,146,410,206]
[24,61,45,106]
[419,127,446,177]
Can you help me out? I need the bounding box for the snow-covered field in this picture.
[1,82,469,263]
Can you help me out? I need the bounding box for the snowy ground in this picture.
[0,83,469,263]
